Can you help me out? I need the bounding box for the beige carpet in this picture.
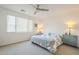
[0,40,78,55]
[56,44,79,55]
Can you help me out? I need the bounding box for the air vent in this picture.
[20,9,26,12]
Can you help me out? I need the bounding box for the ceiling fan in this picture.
[32,4,49,15]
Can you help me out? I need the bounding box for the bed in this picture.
[31,33,63,53]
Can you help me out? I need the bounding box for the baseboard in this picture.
[0,39,30,47]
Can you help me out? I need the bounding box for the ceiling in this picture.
[0,4,79,19]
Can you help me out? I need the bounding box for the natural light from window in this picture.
[7,15,33,32]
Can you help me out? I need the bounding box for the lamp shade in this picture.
[66,20,76,29]
[66,20,76,35]
[36,23,44,33]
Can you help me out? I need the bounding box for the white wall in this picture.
[34,12,79,35]
[0,7,34,46]
[34,17,65,35]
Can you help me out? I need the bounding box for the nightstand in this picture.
[63,34,79,48]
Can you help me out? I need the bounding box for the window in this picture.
[7,15,15,32]
[16,17,28,32]
[28,20,33,32]
[7,15,33,32]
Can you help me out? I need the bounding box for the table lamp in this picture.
[66,20,75,35]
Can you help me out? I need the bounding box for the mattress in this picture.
[31,34,63,53]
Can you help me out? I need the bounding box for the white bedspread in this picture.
[31,34,63,53]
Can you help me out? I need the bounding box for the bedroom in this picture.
[0,4,79,55]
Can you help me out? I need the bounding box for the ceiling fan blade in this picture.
[31,4,49,15]
[37,8,49,11]
[31,4,37,8]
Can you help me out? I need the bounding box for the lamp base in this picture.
[69,32,71,35]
